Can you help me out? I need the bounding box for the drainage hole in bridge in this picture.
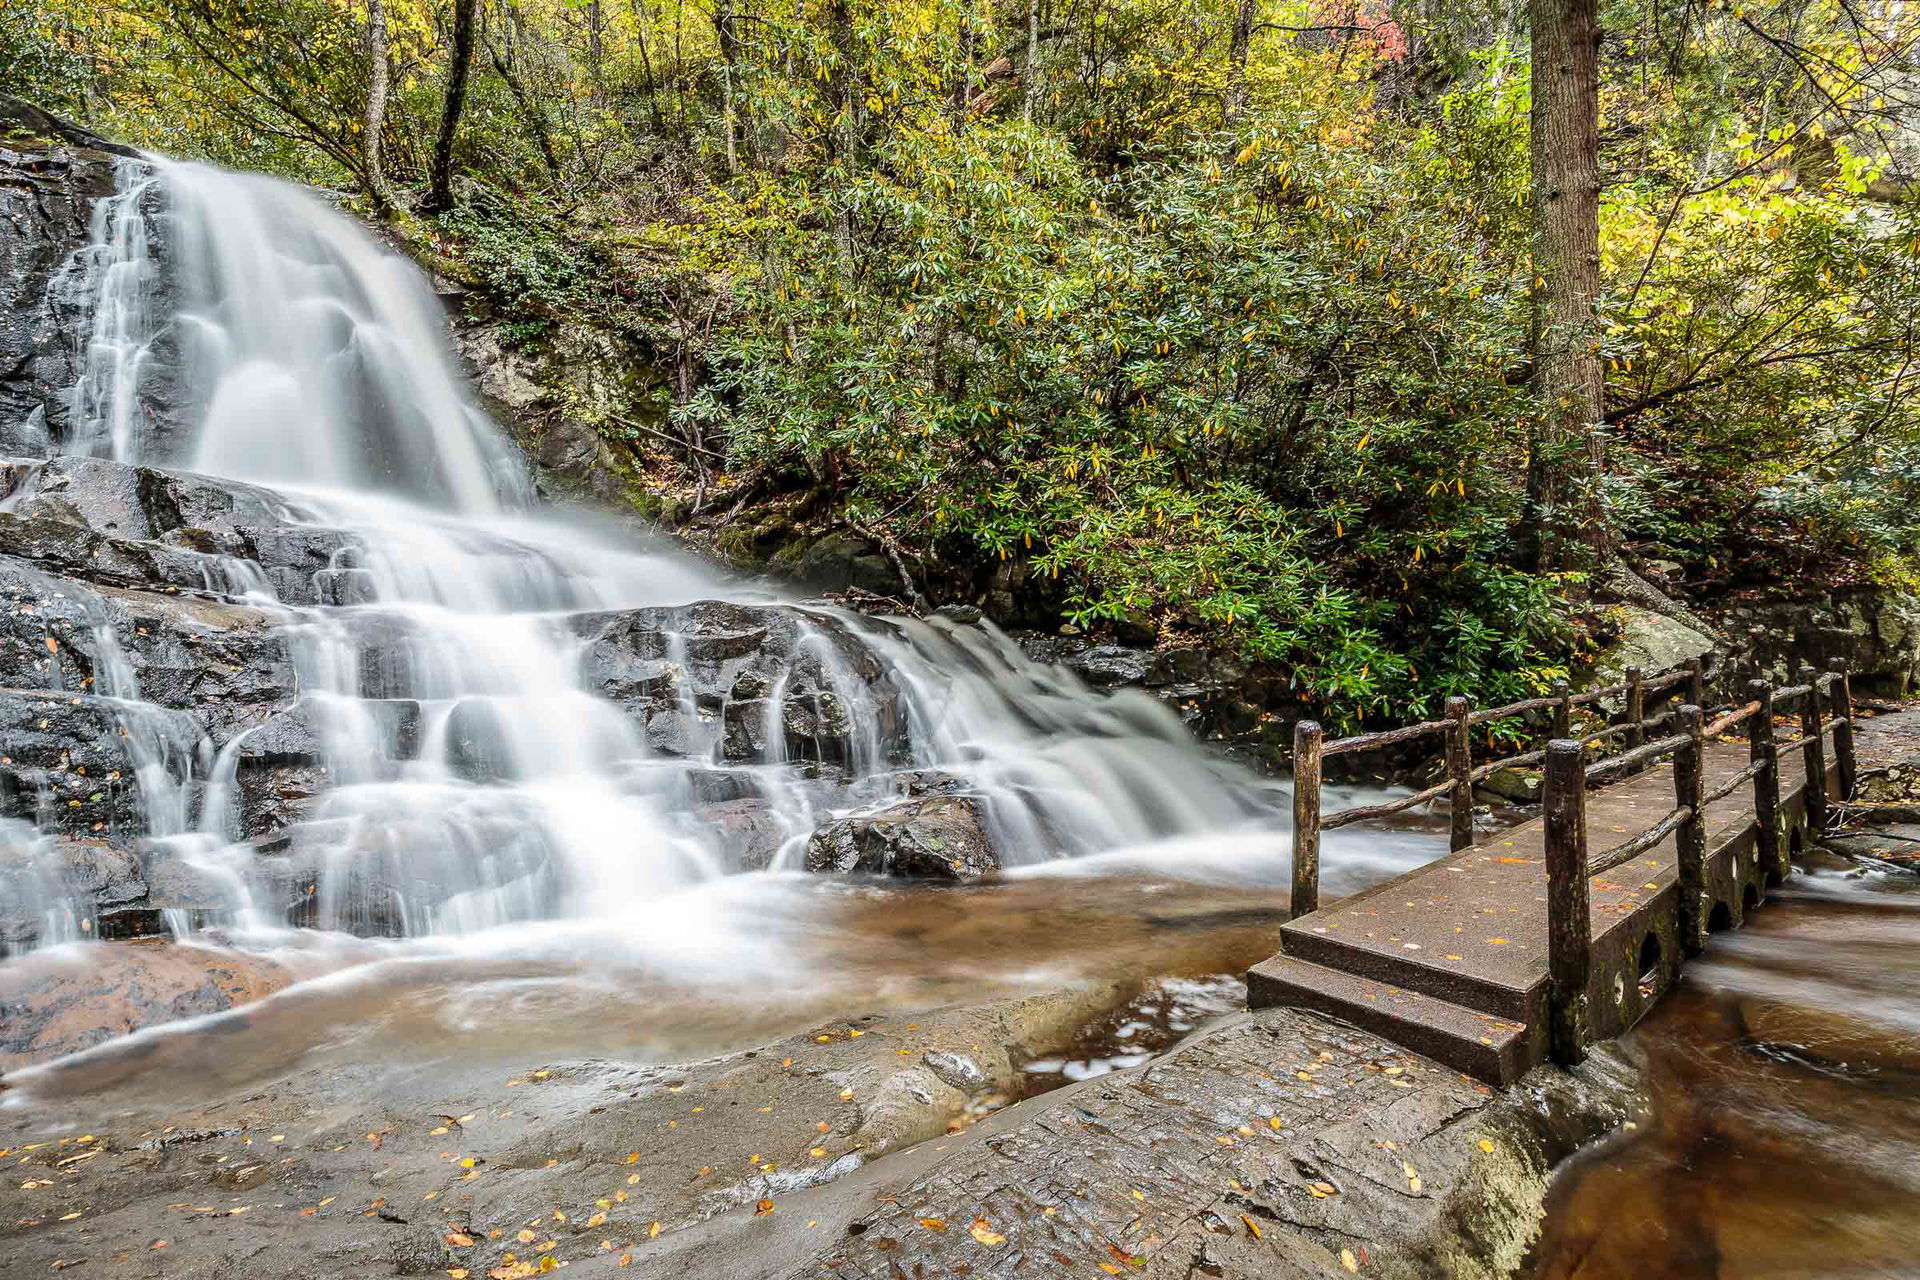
[1708,901,1733,932]
[1637,932,1663,989]
[1742,883,1760,913]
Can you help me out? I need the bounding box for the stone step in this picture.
[1246,952,1536,1086]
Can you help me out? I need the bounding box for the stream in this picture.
[1532,859,1920,1276]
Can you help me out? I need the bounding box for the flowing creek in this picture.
[1532,859,1920,1276]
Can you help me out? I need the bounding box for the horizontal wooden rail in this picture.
[1321,718,1452,757]
[1322,778,1454,829]
[1586,732,1689,782]
[1701,756,1769,807]
[1703,699,1763,740]
[1588,803,1693,875]
[1283,650,1859,936]
[1467,695,1564,725]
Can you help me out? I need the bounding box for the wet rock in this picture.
[575,601,908,767]
[697,798,791,871]
[0,938,291,1068]
[0,456,362,607]
[0,689,184,837]
[921,1049,989,1092]
[0,98,136,457]
[1477,766,1543,805]
[785,531,899,597]
[0,554,291,729]
[0,831,147,954]
[804,794,998,880]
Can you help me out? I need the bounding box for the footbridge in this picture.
[1250,659,1856,1085]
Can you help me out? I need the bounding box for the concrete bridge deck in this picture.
[1250,741,1831,1084]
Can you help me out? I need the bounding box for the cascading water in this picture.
[4,152,1429,998]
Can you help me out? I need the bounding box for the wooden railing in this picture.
[1290,655,1712,915]
[1542,661,1858,1065]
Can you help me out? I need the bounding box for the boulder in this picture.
[1717,587,1920,696]
[697,798,792,871]
[0,457,363,607]
[0,937,290,1069]
[804,794,998,880]
[1589,605,1715,694]
[574,601,908,767]
[1476,766,1543,805]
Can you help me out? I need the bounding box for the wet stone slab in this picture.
[762,1008,1639,1280]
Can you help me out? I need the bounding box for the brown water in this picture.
[1533,859,1920,1278]
[4,870,1293,1117]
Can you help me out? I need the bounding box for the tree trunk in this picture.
[424,0,481,213]
[1025,0,1040,122]
[1224,0,1255,123]
[363,0,398,212]
[1526,0,1609,569]
[827,0,858,277]
[487,24,563,182]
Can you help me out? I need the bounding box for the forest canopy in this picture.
[10,0,1920,723]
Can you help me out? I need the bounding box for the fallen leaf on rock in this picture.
[1240,1215,1262,1239]
[446,1232,474,1247]
[1341,1247,1359,1271]
[919,1217,948,1231]
[755,1199,775,1216]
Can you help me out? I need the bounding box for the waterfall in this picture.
[4,154,1340,961]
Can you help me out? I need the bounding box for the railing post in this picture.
[1291,720,1323,917]
[1544,739,1590,1066]
[1748,679,1783,880]
[1624,665,1646,769]
[1445,695,1474,852]
[1551,678,1572,740]
[1799,663,1828,833]
[1688,656,1707,711]
[1828,658,1856,802]
[1675,704,1709,953]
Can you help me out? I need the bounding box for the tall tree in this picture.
[1223,0,1255,122]
[1525,0,1606,570]
[363,0,398,211]
[424,0,481,213]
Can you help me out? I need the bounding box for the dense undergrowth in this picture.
[11,0,1920,725]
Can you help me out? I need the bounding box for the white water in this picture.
[8,155,1430,974]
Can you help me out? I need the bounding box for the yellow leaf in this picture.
[1342,1248,1359,1272]
[1478,1139,1495,1154]
[1240,1214,1263,1239]
[649,1221,661,1238]
[755,1199,775,1215]
[969,1218,1007,1245]
[446,1233,474,1247]
[919,1217,948,1231]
